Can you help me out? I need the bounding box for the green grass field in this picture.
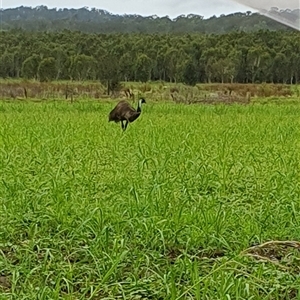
[1,100,300,299]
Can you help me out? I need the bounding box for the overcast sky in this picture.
[235,0,299,10]
[1,0,253,18]
[1,0,298,19]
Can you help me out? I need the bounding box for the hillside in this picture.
[0,6,298,33]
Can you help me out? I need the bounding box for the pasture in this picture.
[1,97,300,299]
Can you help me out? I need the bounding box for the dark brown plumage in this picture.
[108,98,146,131]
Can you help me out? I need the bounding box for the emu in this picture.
[108,98,146,131]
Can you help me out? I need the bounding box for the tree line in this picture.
[1,6,297,34]
[0,29,299,85]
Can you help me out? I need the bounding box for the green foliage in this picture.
[135,54,152,83]
[0,30,300,84]
[119,52,133,81]
[38,57,57,82]
[1,101,300,298]
[0,52,14,78]
[0,6,296,33]
[70,54,97,81]
[182,59,198,86]
[21,54,40,79]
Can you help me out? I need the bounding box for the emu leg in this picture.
[124,120,129,131]
[121,121,124,131]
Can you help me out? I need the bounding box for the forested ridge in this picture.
[1,29,299,84]
[1,6,299,34]
[1,7,300,85]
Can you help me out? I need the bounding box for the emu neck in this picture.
[137,99,143,112]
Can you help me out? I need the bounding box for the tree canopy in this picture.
[1,29,299,84]
[0,6,298,34]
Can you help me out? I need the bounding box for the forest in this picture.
[1,6,299,34]
[0,29,299,85]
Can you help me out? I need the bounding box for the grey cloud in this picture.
[2,0,252,18]
[2,0,297,20]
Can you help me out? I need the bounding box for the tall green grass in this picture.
[1,100,300,299]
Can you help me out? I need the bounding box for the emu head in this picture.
[137,98,146,112]
[139,98,146,106]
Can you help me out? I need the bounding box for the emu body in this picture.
[108,98,146,131]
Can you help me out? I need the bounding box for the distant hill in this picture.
[0,6,298,33]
